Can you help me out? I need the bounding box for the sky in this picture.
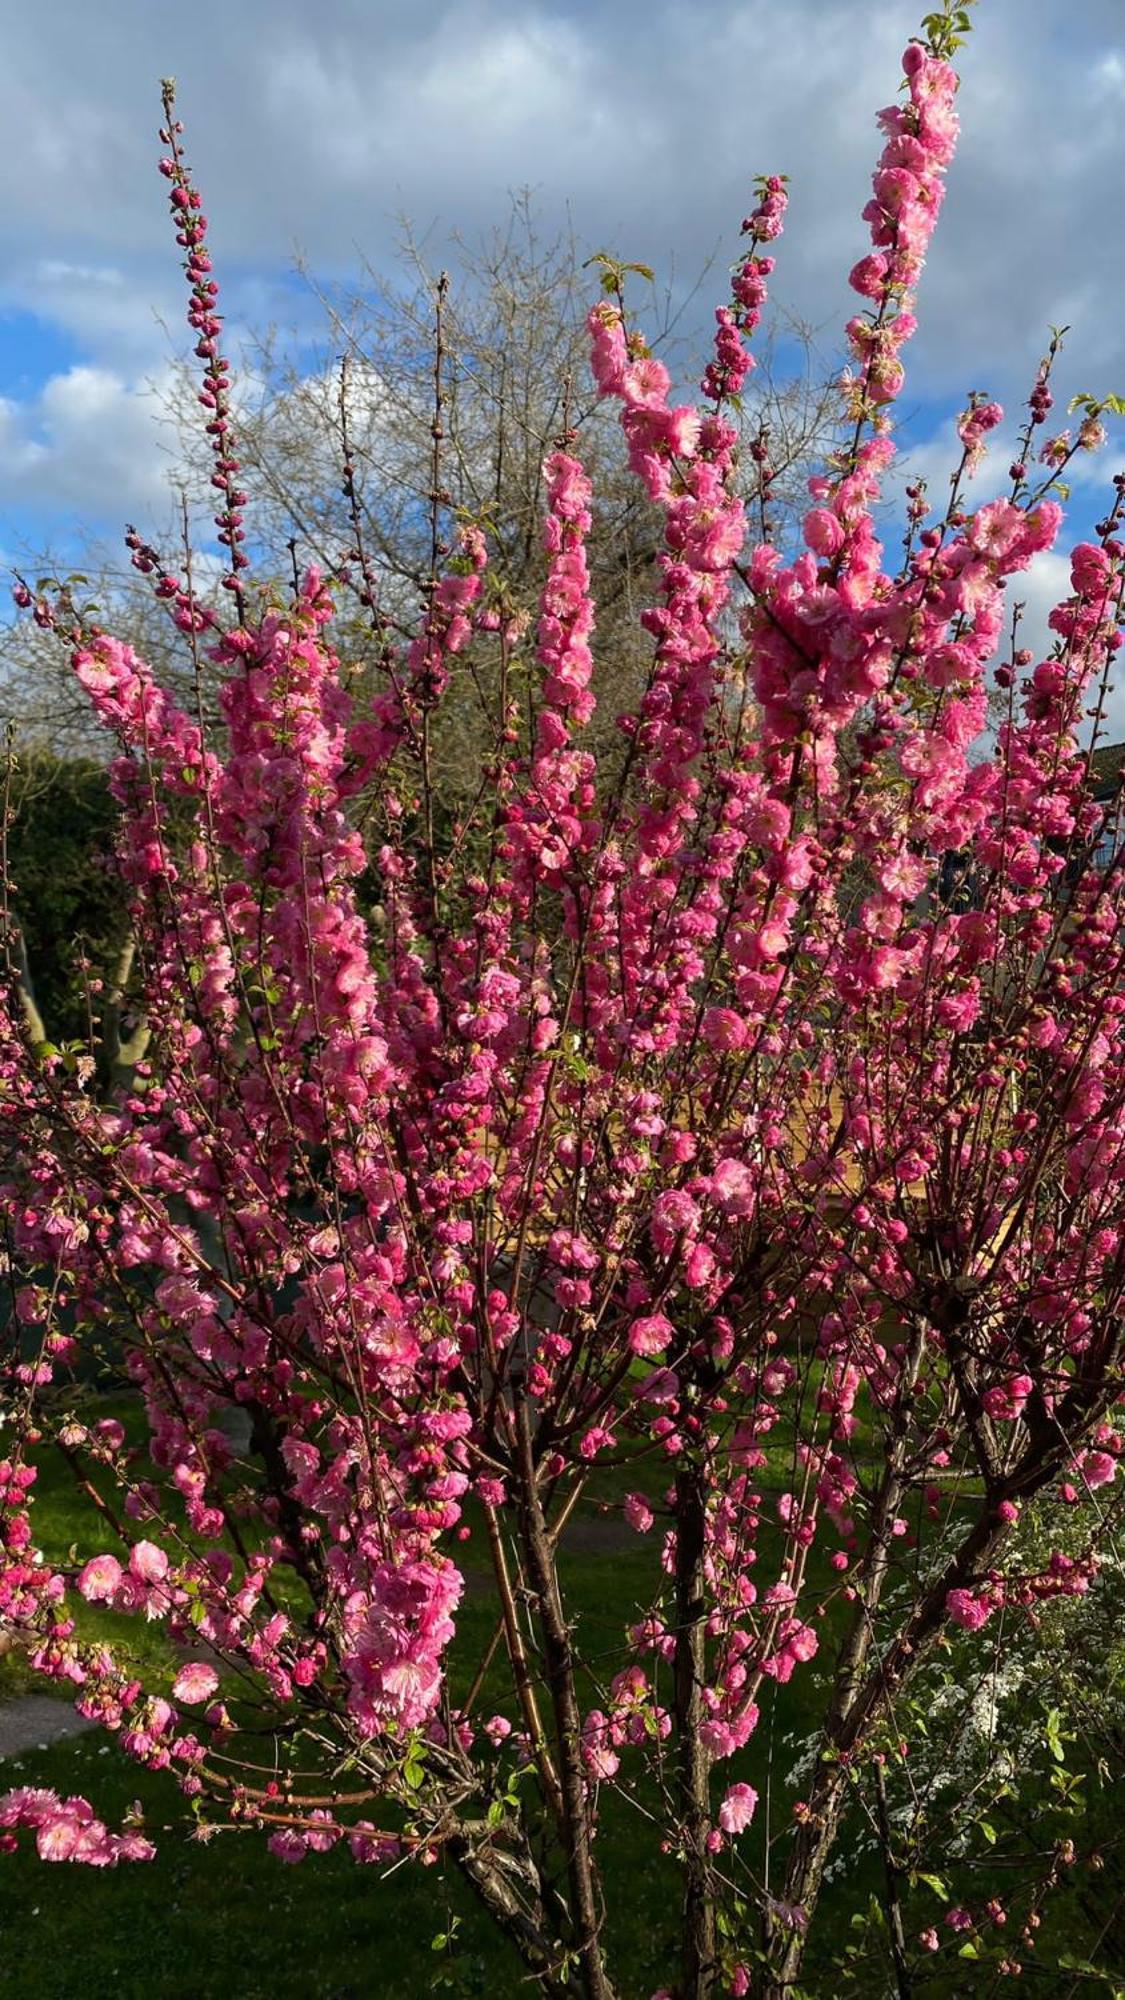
[1,0,1124,711]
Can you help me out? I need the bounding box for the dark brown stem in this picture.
[6,922,46,1045]
[482,1499,564,1822]
[448,1821,586,1998]
[99,933,151,1096]
[515,1404,615,2000]
[674,1460,717,1999]
[874,1758,911,2000]
[418,269,449,1017]
[764,1333,1121,1993]
[761,1325,928,1994]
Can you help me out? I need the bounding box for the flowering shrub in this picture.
[3,6,1125,1996]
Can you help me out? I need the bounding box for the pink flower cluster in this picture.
[0,1788,154,1866]
[701,175,788,405]
[848,45,960,415]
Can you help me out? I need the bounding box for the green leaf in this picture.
[560,1039,595,1082]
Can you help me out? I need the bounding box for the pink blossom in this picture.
[718,1782,758,1835]
[981,1374,1033,1422]
[128,1541,169,1585]
[348,1824,401,1866]
[76,1554,123,1603]
[172,1663,220,1705]
[37,1815,84,1862]
[1078,1450,1117,1490]
[623,357,672,409]
[969,499,1024,561]
[629,1313,674,1358]
[803,508,845,558]
[945,1588,993,1632]
[644,1184,696,1248]
[1071,543,1112,596]
[710,1158,756,1213]
[624,1493,654,1534]
[701,1006,746,1052]
[268,1828,309,1864]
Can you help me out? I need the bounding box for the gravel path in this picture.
[0,1697,95,1760]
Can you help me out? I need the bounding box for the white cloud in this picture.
[0,363,181,526]
[1012,546,1072,658]
[8,260,181,368]
[262,14,611,191]
[0,0,1122,566]
[1091,48,1125,98]
[900,413,1123,517]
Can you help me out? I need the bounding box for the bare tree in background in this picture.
[1,193,843,805]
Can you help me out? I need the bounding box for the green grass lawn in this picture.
[2,1732,478,2000]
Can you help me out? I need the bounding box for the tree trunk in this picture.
[449,1820,588,1997]
[516,1404,616,2000]
[761,1507,1004,1996]
[674,1461,716,1999]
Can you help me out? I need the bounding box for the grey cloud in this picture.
[1,0,1123,555]
[0,364,180,525]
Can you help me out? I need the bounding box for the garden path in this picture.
[0,1694,96,1760]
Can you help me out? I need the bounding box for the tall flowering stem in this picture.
[159,79,249,614]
